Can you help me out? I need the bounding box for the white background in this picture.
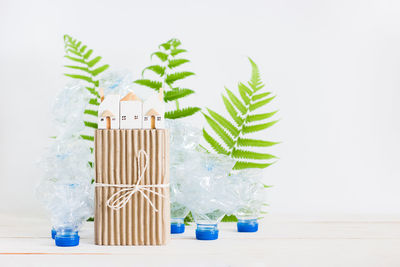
[0,0,399,218]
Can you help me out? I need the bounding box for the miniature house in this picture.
[119,92,142,129]
[98,94,120,129]
[142,89,165,129]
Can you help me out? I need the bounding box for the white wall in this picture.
[1,0,399,217]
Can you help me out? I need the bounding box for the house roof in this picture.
[100,110,115,118]
[121,92,141,102]
[145,108,160,116]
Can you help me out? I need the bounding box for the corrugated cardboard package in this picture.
[94,129,170,245]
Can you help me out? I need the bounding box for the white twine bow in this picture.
[95,150,169,212]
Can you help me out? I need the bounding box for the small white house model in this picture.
[142,88,165,129]
[98,94,120,129]
[119,92,142,129]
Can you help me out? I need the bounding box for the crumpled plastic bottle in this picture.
[228,169,267,232]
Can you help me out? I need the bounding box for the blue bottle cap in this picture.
[55,232,80,247]
[51,229,56,239]
[237,219,258,232]
[171,222,185,234]
[196,224,219,240]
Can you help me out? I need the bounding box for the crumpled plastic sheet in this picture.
[37,136,94,232]
[99,71,137,98]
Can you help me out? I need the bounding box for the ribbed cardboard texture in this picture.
[94,129,170,245]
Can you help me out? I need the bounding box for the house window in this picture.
[157,116,161,121]
[122,116,126,120]
[134,115,138,119]
[112,118,116,121]
[100,118,104,121]
[144,117,148,121]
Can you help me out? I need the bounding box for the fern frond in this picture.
[225,88,247,115]
[203,113,234,148]
[246,111,278,122]
[64,74,95,84]
[87,56,102,67]
[151,51,168,62]
[84,109,98,117]
[242,120,279,134]
[170,48,187,56]
[91,64,109,76]
[89,98,100,106]
[86,87,100,97]
[168,59,189,69]
[80,135,94,141]
[134,79,162,91]
[203,129,229,155]
[206,108,239,137]
[83,49,93,59]
[222,95,244,126]
[142,65,165,77]
[166,71,194,85]
[238,82,252,95]
[252,92,271,101]
[249,96,276,112]
[159,42,171,50]
[164,88,194,102]
[238,84,250,105]
[64,55,85,64]
[233,161,274,170]
[84,121,98,129]
[232,149,277,160]
[237,138,280,147]
[64,65,91,74]
[165,107,201,119]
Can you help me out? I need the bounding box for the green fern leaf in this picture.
[206,108,239,137]
[84,121,98,129]
[86,87,100,97]
[164,88,194,102]
[134,79,162,91]
[170,48,187,56]
[84,109,98,117]
[233,161,274,170]
[89,98,100,106]
[248,57,263,90]
[203,129,229,155]
[203,113,234,148]
[238,84,250,105]
[252,92,271,101]
[87,56,101,67]
[232,148,277,160]
[91,64,109,76]
[238,82,252,95]
[80,45,87,53]
[225,88,247,115]
[64,55,85,64]
[249,96,276,112]
[242,120,279,134]
[237,138,280,147]
[159,42,171,50]
[142,65,165,77]
[168,59,189,69]
[165,107,201,119]
[151,51,168,62]
[66,49,82,57]
[64,74,95,84]
[166,71,194,85]
[64,65,91,74]
[170,39,181,48]
[80,135,94,141]
[246,111,278,122]
[222,95,244,126]
[83,49,93,59]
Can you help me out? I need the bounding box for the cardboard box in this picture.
[94,129,170,245]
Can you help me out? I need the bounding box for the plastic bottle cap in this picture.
[55,233,80,247]
[51,229,56,239]
[171,223,185,234]
[196,226,219,240]
[237,219,258,232]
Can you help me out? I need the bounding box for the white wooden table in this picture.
[0,214,399,267]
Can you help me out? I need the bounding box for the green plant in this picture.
[134,38,201,119]
[63,34,110,156]
[203,58,279,170]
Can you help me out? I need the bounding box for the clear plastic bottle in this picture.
[170,202,189,234]
[193,209,226,240]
